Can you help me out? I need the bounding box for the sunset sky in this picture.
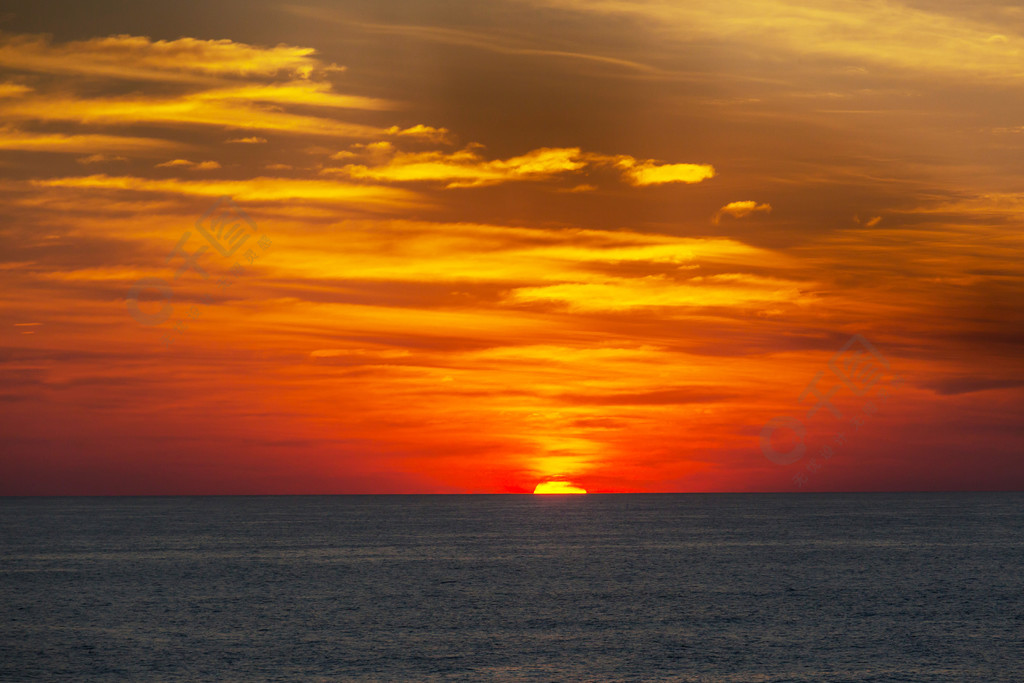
[1,0,1022,494]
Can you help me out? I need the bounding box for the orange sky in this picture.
[1,0,1022,494]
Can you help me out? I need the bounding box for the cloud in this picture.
[0,33,392,143]
[31,173,424,207]
[713,200,772,224]
[857,215,882,227]
[77,154,128,164]
[189,217,787,287]
[226,136,267,144]
[156,159,221,170]
[310,348,412,360]
[925,377,1024,396]
[327,145,587,188]
[506,272,808,312]
[522,0,1024,85]
[0,126,178,154]
[385,124,452,144]
[155,159,194,168]
[282,6,663,76]
[0,33,322,82]
[0,82,31,97]
[613,157,716,186]
[326,144,715,189]
[0,90,386,139]
[192,81,393,110]
[556,386,736,406]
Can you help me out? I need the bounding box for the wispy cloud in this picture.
[0,32,393,157]
[281,6,663,76]
[522,0,1024,84]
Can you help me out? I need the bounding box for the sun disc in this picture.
[533,481,587,494]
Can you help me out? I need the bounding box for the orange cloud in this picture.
[0,82,32,97]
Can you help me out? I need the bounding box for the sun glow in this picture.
[533,481,588,494]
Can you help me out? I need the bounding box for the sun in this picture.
[533,480,588,494]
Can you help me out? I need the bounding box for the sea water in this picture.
[1,493,1022,681]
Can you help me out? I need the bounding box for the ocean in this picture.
[1,493,1021,681]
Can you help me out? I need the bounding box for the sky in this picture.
[1,0,1022,495]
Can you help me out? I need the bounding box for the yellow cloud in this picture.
[615,158,716,186]
[327,144,715,188]
[330,145,587,188]
[0,126,177,153]
[0,33,390,141]
[226,137,267,144]
[0,92,385,138]
[32,174,424,207]
[714,200,772,223]
[247,218,789,286]
[0,33,321,82]
[385,124,453,144]
[155,159,194,168]
[507,273,808,312]
[155,159,221,170]
[193,81,393,110]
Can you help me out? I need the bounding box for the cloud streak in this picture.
[326,144,715,188]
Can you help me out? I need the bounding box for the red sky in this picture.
[1,0,1022,494]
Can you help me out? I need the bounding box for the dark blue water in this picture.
[1,493,1022,681]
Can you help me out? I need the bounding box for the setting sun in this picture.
[533,481,588,494]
